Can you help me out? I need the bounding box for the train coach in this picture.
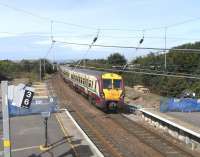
[60,65,125,110]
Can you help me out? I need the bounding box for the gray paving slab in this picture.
[166,112,200,128]
[7,113,74,157]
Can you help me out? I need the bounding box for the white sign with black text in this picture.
[8,84,34,108]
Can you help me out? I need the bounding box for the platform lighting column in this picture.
[1,81,11,157]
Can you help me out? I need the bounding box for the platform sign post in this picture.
[1,81,11,157]
[40,112,51,150]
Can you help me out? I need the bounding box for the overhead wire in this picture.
[74,29,100,70]
[1,1,200,33]
[0,1,97,30]
[126,67,199,77]
[1,30,200,41]
[122,31,145,70]
[54,40,200,53]
[1,1,200,80]
[86,66,200,80]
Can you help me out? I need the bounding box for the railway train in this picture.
[60,65,125,110]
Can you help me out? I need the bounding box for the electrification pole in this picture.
[39,59,42,81]
[164,27,167,70]
[43,59,45,74]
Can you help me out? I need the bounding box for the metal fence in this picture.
[8,97,59,116]
[160,97,200,112]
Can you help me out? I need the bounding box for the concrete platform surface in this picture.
[56,109,103,157]
[0,110,102,157]
[166,112,200,129]
[7,114,74,157]
[140,108,200,136]
[1,81,103,157]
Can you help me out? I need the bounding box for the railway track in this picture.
[50,74,199,157]
[109,114,197,157]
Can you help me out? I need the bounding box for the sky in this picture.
[0,0,200,61]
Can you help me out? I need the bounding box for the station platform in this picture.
[0,110,103,157]
[0,81,103,157]
[129,107,200,150]
[139,108,200,136]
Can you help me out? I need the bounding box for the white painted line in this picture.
[11,145,40,152]
[0,145,40,156]
[62,109,104,157]
[139,108,200,138]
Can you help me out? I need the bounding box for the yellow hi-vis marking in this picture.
[55,114,79,157]
[3,139,11,147]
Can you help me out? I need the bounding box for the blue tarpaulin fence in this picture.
[8,97,59,116]
[160,98,200,112]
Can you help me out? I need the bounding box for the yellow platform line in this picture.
[55,113,79,157]
[12,145,40,152]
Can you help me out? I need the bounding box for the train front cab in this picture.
[100,73,125,110]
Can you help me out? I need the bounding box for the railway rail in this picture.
[50,74,200,157]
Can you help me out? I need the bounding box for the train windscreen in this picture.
[113,79,121,89]
[103,79,112,89]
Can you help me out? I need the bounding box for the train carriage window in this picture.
[89,80,92,88]
[86,79,89,86]
[91,81,94,88]
[113,79,122,89]
[103,79,112,89]
[82,78,85,85]
[95,81,97,91]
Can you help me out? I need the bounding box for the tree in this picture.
[107,53,127,65]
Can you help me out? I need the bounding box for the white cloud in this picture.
[34,40,52,45]
[0,33,18,38]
